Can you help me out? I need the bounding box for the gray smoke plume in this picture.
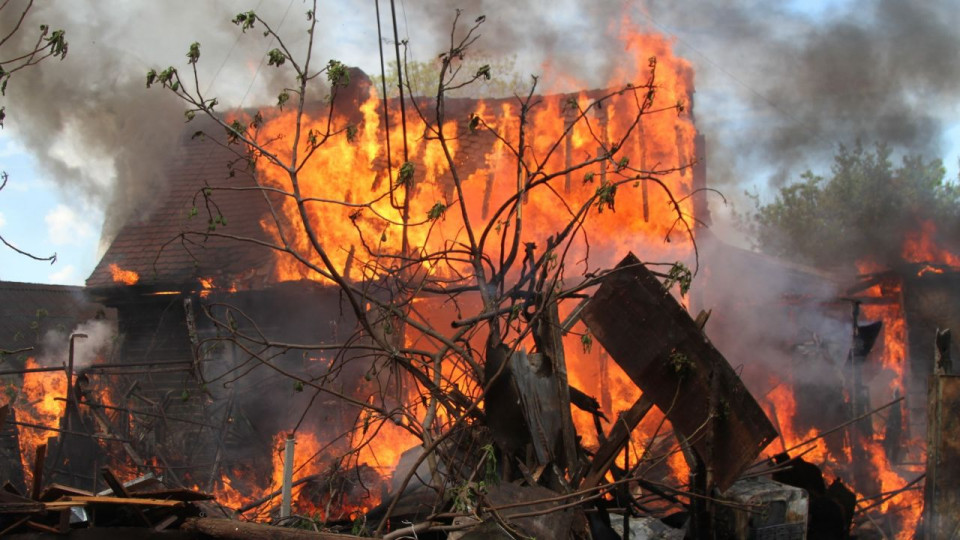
[4,0,957,255]
[391,0,960,189]
[0,1,302,248]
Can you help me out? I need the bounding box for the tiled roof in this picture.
[0,281,106,355]
[86,116,277,291]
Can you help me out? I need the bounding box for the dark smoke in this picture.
[640,0,960,188]
[378,0,960,193]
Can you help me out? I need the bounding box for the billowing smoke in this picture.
[0,1,303,248]
[39,318,116,369]
[362,0,960,204]
[5,0,957,257]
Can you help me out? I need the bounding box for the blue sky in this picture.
[0,133,103,285]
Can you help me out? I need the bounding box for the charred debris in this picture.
[1,253,953,539]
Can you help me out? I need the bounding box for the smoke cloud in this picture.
[0,1,303,248]
[4,0,958,256]
[392,0,960,196]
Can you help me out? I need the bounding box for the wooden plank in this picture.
[56,495,185,507]
[100,467,153,526]
[132,488,215,502]
[38,483,94,502]
[29,444,46,500]
[580,395,654,488]
[922,329,960,539]
[581,253,777,491]
[539,300,579,475]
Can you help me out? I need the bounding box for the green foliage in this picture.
[226,119,244,144]
[595,181,617,213]
[232,11,257,32]
[668,349,693,380]
[580,332,593,354]
[748,141,960,268]
[267,48,286,67]
[186,42,200,65]
[372,56,526,99]
[146,67,178,90]
[427,202,447,221]
[277,91,290,109]
[397,161,415,187]
[326,59,350,88]
[44,28,68,60]
[664,262,692,297]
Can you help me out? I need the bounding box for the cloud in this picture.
[48,263,79,285]
[45,204,94,245]
[0,211,5,229]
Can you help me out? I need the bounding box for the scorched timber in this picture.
[581,252,777,491]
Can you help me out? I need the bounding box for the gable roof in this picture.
[85,116,277,292]
[85,97,506,293]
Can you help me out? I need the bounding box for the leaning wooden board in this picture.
[581,252,776,491]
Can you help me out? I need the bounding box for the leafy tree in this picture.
[747,141,960,269]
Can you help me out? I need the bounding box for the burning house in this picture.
[1,18,956,538]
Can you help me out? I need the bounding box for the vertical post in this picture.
[623,438,630,540]
[637,119,649,222]
[65,334,88,413]
[281,433,295,519]
[922,329,960,539]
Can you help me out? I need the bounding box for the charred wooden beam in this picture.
[580,395,653,489]
[581,253,777,491]
[922,328,960,539]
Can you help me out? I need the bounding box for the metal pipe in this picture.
[280,433,295,519]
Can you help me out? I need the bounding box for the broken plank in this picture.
[39,483,94,502]
[53,495,186,507]
[580,394,654,488]
[922,329,960,539]
[29,444,46,500]
[581,253,777,491]
[100,467,153,526]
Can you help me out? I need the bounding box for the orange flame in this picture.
[902,220,960,269]
[12,359,67,485]
[109,263,140,285]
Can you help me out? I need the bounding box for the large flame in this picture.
[240,28,700,500]
[7,359,67,486]
[902,220,960,269]
[251,31,696,286]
